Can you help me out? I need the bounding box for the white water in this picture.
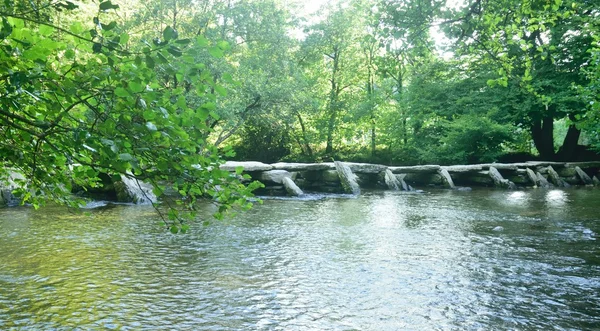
[120,172,157,204]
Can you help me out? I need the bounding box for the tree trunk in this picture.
[531,116,555,160]
[325,47,340,155]
[325,110,337,154]
[296,112,313,157]
[557,123,581,161]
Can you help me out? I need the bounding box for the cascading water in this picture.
[384,169,401,190]
[119,172,157,204]
[333,161,360,195]
[384,169,411,191]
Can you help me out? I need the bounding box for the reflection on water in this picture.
[0,188,599,330]
[546,189,568,206]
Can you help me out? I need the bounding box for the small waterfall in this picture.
[398,176,411,191]
[282,177,304,196]
[334,161,360,195]
[119,172,157,204]
[384,169,401,190]
[384,169,411,191]
[438,168,456,189]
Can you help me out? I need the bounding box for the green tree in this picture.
[443,0,596,160]
[0,1,260,231]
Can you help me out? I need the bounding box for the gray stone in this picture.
[115,172,157,204]
[258,170,292,184]
[403,173,443,186]
[334,161,360,195]
[492,226,504,232]
[593,176,600,186]
[452,172,493,186]
[389,165,440,174]
[505,174,530,185]
[547,166,570,188]
[346,162,388,174]
[282,177,304,196]
[445,165,484,173]
[566,161,600,169]
[480,163,519,171]
[557,166,577,177]
[536,172,553,188]
[220,161,273,172]
[271,162,334,171]
[0,170,26,206]
[574,166,593,185]
[489,166,517,189]
[322,170,341,183]
[438,168,456,189]
[525,168,539,187]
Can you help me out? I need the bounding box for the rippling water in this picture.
[0,188,599,330]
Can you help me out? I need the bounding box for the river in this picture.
[0,188,599,330]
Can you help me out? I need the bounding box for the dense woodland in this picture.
[1,0,599,225]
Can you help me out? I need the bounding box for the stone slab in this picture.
[220,161,273,172]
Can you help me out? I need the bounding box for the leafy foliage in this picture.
[0,0,261,230]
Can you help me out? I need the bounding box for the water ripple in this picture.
[0,189,599,330]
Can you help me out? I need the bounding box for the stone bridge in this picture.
[220,161,600,196]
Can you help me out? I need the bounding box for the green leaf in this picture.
[167,46,182,57]
[181,224,190,234]
[120,33,129,45]
[208,46,223,58]
[129,81,144,93]
[118,153,134,161]
[99,1,119,11]
[175,38,191,45]
[114,87,130,97]
[196,35,209,47]
[101,21,117,31]
[39,25,54,36]
[143,110,156,120]
[163,26,178,42]
[145,55,155,68]
[170,225,179,234]
[214,85,227,97]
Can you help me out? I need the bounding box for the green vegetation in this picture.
[1,0,598,223]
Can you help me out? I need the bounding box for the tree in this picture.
[0,1,260,232]
[443,0,596,160]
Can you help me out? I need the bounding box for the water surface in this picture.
[0,188,599,330]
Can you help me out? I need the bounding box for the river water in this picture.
[0,188,599,330]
